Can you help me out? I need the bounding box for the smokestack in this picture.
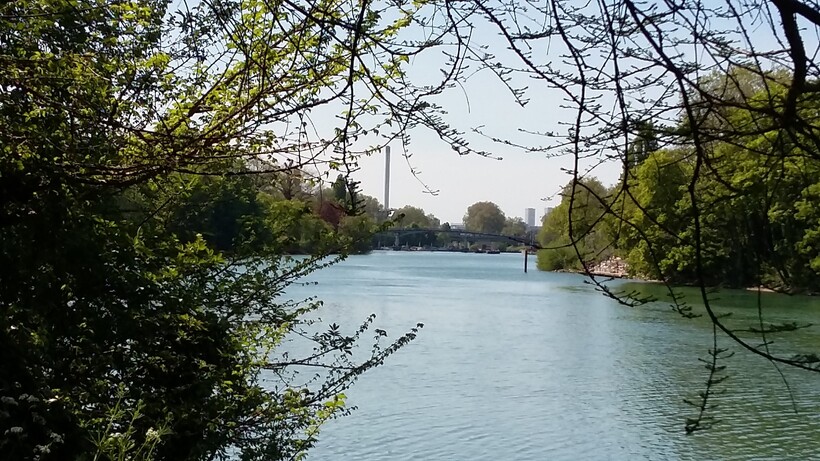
[384,146,391,210]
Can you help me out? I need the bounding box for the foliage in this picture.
[338,214,380,254]
[265,169,314,202]
[537,178,611,270]
[501,217,528,239]
[626,120,660,170]
[327,175,365,216]
[463,202,506,234]
[393,206,440,229]
[165,174,278,254]
[383,206,440,247]
[0,0,434,457]
[616,149,694,281]
[359,195,387,223]
[84,389,172,461]
[611,80,820,291]
[535,238,580,272]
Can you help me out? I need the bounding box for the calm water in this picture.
[285,251,820,460]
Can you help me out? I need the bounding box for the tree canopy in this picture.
[536,178,611,271]
[501,217,528,239]
[0,0,430,458]
[393,206,440,229]
[463,202,506,234]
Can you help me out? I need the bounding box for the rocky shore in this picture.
[588,256,629,278]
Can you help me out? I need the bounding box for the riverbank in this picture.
[587,256,629,278]
[582,257,816,295]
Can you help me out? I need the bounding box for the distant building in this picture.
[525,208,536,227]
[451,223,466,230]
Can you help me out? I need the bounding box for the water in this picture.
[285,251,820,460]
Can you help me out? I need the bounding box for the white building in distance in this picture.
[525,208,536,227]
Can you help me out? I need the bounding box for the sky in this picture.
[342,25,622,225]
[352,134,587,225]
[305,1,811,225]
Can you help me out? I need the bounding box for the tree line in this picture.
[388,200,533,248]
[135,164,533,254]
[537,68,820,294]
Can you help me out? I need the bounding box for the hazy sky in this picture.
[285,1,806,225]
[353,137,587,225]
[330,5,632,225]
[337,3,804,225]
[348,59,621,225]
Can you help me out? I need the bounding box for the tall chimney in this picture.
[384,146,391,210]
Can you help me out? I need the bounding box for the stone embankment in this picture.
[588,256,628,278]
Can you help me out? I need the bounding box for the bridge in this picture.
[376,227,543,250]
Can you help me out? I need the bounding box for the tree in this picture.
[626,120,660,170]
[536,177,611,271]
[331,174,348,203]
[463,202,505,234]
[436,222,454,247]
[316,200,346,230]
[617,149,694,281]
[268,168,313,202]
[166,173,276,253]
[389,206,439,247]
[0,0,438,458]
[327,174,365,214]
[360,195,386,222]
[501,217,528,238]
[393,206,439,229]
[338,214,379,254]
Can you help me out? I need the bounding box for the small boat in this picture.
[486,249,501,254]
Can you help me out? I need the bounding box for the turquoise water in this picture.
[286,251,820,460]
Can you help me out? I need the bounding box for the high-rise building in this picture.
[525,208,536,227]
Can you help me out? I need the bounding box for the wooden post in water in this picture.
[523,248,528,273]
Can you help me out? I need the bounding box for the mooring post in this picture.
[523,248,528,273]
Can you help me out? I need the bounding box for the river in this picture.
[285,251,820,460]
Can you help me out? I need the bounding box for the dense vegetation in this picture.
[537,71,820,293]
[1,159,415,460]
[0,0,427,459]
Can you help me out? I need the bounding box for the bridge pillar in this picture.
[394,233,400,247]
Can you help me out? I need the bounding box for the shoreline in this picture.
[558,269,815,296]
